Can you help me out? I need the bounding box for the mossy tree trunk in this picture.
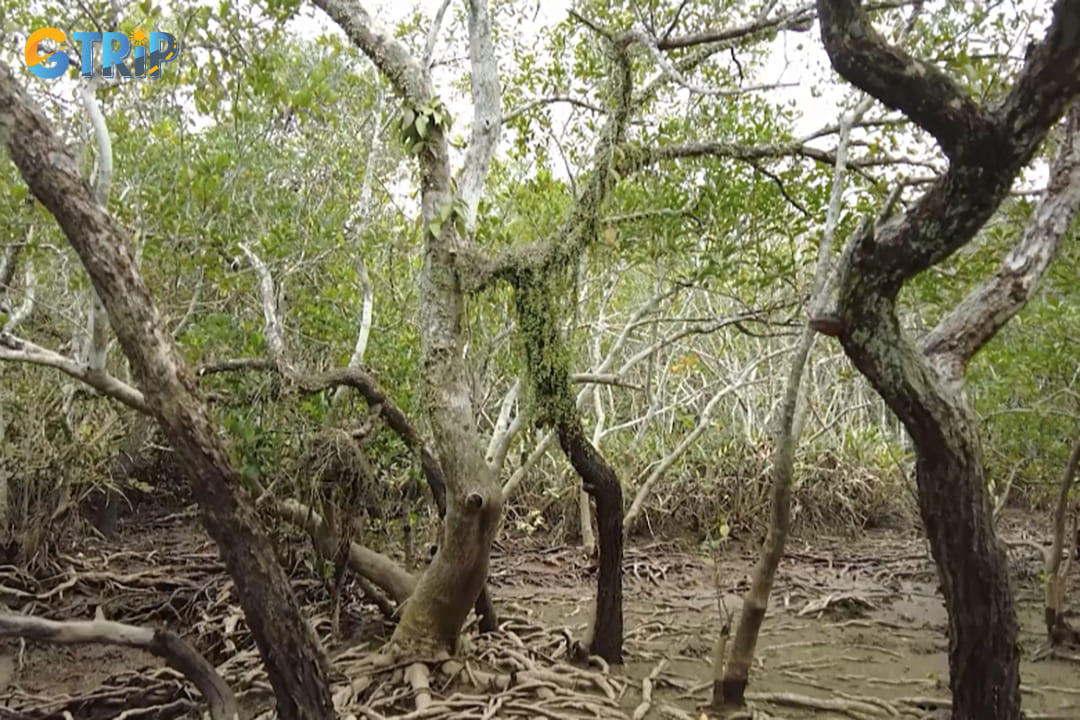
[513,269,624,663]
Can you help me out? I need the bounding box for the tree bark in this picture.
[815,3,1080,718]
[1045,434,1080,646]
[557,419,623,664]
[0,61,335,720]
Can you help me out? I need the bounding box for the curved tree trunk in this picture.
[557,419,623,664]
[815,2,1080,717]
[0,62,335,720]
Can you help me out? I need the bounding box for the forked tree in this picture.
[807,1,1080,718]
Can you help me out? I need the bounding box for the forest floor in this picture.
[0,502,1077,720]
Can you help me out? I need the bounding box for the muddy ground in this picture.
[0,505,1077,719]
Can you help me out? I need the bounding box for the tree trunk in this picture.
[918,434,1020,719]
[815,3,1080,717]
[421,444,497,634]
[1045,434,1080,646]
[387,118,503,657]
[557,419,623,664]
[0,62,335,720]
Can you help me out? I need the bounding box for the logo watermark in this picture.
[25,27,179,80]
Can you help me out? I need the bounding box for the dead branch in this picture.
[0,611,238,720]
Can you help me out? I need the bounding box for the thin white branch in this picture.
[239,243,291,375]
[0,331,147,412]
[486,378,520,469]
[457,0,502,235]
[334,94,386,407]
[0,612,237,720]
[351,260,375,359]
[422,0,453,69]
[79,81,114,373]
[2,264,35,332]
[623,348,787,530]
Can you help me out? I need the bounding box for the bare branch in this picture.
[629,23,796,99]
[571,373,643,389]
[622,349,784,532]
[334,93,386,406]
[621,138,933,172]
[2,264,35,333]
[0,331,147,412]
[504,96,606,123]
[485,378,520,471]
[239,243,292,375]
[921,102,1080,381]
[0,612,237,720]
[312,0,434,106]
[457,0,502,235]
[79,81,113,372]
[332,255,374,405]
[658,3,816,50]
[422,0,453,69]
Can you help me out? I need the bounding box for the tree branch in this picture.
[457,0,502,235]
[2,263,35,333]
[1000,0,1080,159]
[921,101,1080,382]
[239,243,292,375]
[0,330,148,412]
[0,612,237,720]
[459,40,635,291]
[822,0,1080,296]
[658,0,914,50]
[311,0,435,106]
[421,0,453,69]
[79,80,113,372]
[504,96,606,123]
[816,0,995,160]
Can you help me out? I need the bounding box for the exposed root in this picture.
[632,659,666,720]
[325,621,628,720]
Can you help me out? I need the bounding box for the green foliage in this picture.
[2,0,1075,548]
